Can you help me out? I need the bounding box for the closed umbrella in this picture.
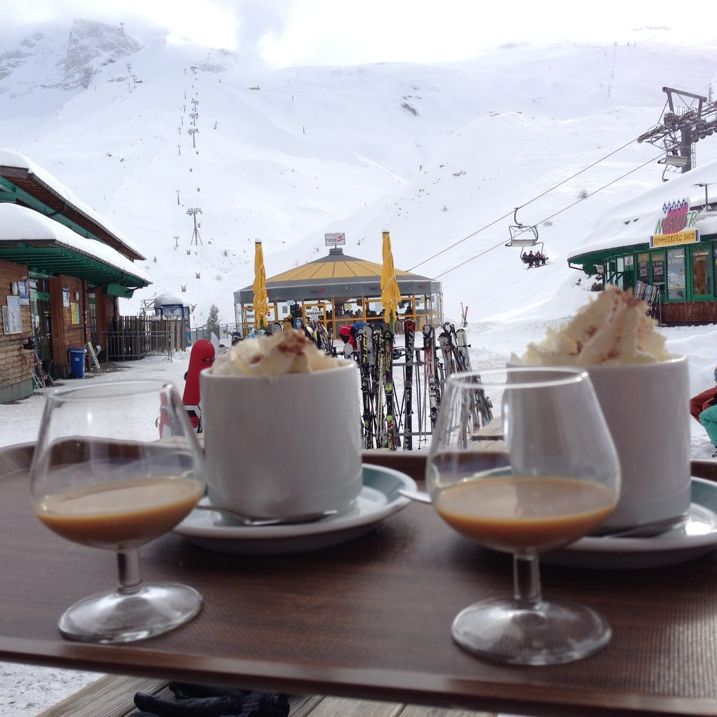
[380,231,401,329]
[253,241,269,329]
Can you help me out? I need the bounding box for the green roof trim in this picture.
[0,242,148,288]
[106,283,135,298]
[567,243,650,274]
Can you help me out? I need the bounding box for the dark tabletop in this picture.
[2,444,717,717]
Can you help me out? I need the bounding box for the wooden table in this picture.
[4,444,717,717]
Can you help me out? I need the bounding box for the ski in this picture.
[455,327,494,424]
[382,328,400,451]
[454,327,471,371]
[356,326,375,449]
[373,325,387,448]
[403,319,416,450]
[313,321,334,355]
[422,324,440,429]
[448,323,468,371]
[438,328,455,376]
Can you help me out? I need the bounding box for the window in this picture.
[637,253,649,281]
[666,248,686,300]
[691,246,711,297]
[651,252,666,286]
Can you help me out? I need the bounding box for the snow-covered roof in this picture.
[0,148,144,260]
[0,203,151,285]
[154,291,186,308]
[576,160,717,256]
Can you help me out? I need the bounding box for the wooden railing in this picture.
[102,317,185,361]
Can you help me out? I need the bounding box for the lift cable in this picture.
[433,149,665,280]
[407,130,663,273]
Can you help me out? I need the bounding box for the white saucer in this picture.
[174,463,416,555]
[543,477,717,570]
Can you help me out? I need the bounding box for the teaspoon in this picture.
[194,504,340,526]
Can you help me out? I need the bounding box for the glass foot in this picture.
[452,597,611,665]
[58,583,202,644]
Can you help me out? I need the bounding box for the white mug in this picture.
[201,361,363,519]
[585,356,691,530]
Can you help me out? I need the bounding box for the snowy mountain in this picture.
[1,19,716,326]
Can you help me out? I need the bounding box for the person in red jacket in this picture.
[182,339,215,431]
[339,325,357,357]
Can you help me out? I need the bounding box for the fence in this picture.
[188,323,241,346]
[102,317,185,361]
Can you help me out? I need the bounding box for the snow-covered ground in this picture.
[2,21,717,328]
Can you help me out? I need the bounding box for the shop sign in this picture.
[652,229,699,247]
[651,198,700,247]
[325,232,346,247]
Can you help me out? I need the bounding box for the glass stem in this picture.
[117,549,143,595]
[512,552,542,609]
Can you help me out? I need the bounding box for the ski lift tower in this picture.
[637,87,717,180]
[186,208,203,246]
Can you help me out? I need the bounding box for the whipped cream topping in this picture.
[513,287,675,366]
[211,330,342,377]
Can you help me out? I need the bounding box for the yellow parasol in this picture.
[380,231,401,329]
[252,241,269,329]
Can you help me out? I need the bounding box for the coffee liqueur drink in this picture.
[37,477,203,550]
[426,367,620,665]
[30,380,206,644]
[435,476,617,553]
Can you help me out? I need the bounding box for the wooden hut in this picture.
[0,149,150,400]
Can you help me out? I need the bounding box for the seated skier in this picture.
[690,366,717,457]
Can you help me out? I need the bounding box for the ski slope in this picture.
[1,21,716,328]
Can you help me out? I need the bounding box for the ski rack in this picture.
[353,323,491,450]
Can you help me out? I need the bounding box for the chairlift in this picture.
[519,241,548,268]
[519,241,544,260]
[505,207,539,247]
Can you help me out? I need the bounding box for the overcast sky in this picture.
[3,0,716,67]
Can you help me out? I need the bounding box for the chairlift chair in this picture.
[505,207,539,247]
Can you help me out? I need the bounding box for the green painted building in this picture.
[568,161,717,325]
